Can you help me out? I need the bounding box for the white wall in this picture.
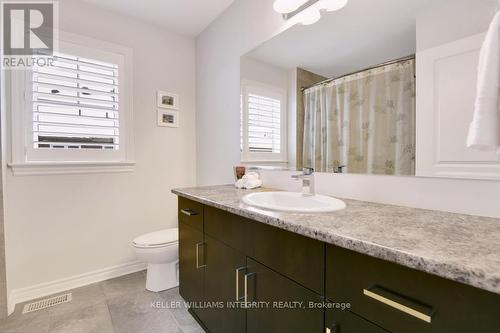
[196,0,500,218]
[240,56,289,89]
[196,0,288,184]
[4,0,196,303]
[417,0,499,51]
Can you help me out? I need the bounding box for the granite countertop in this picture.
[172,185,500,295]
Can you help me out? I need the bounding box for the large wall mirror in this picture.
[240,0,500,179]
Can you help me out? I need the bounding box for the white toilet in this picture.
[132,228,179,292]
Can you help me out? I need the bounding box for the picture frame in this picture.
[157,91,179,109]
[157,109,179,128]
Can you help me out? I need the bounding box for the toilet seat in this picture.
[133,228,178,248]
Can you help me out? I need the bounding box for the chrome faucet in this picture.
[291,167,315,196]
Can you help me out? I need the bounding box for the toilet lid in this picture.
[133,228,178,247]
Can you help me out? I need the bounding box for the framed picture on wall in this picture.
[157,109,179,128]
[157,91,179,109]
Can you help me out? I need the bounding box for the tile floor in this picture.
[0,271,205,333]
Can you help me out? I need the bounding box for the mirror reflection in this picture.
[240,0,442,176]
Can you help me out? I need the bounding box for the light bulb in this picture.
[295,7,321,25]
[321,0,349,12]
[273,0,310,14]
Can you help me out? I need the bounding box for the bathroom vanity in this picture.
[173,185,500,333]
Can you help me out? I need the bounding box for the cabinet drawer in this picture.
[204,205,252,255]
[251,221,325,295]
[178,197,204,231]
[326,245,500,333]
[204,205,324,295]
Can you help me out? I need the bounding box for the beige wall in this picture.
[295,68,327,170]
[3,0,197,306]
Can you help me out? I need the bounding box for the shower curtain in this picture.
[302,58,416,175]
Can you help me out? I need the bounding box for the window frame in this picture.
[241,79,287,163]
[9,31,135,175]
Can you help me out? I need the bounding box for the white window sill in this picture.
[241,165,291,171]
[241,160,289,163]
[8,161,136,176]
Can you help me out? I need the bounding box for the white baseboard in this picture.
[8,260,146,315]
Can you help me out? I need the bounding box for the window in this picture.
[241,81,286,162]
[9,34,134,175]
[32,53,119,151]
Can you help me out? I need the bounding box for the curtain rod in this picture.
[301,54,416,91]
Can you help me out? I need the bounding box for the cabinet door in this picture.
[201,235,246,333]
[178,222,204,309]
[326,309,389,333]
[246,258,324,333]
[416,32,500,179]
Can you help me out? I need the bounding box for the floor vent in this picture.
[22,293,72,314]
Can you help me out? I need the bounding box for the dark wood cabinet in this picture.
[326,245,500,333]
[178,196,204,231]
[201,235,246,333]
[249,221,325,295]
[178,222,204,312]
[326,308,389,333]
[205,206,252,255]
[177,197,500,333]
[245,258,324,333]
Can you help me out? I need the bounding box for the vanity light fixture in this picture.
[273,0,312,14]
[274,0,348,25]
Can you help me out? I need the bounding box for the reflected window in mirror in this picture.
[241,80,287,163]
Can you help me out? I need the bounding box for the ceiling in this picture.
[79,0,235,37]
[246,0,441,78]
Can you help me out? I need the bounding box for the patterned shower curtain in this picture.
[302,58,416,175]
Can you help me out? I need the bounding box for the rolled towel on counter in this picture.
[242,172,260,181]
[234,171,262,189]
[243,179,262,189]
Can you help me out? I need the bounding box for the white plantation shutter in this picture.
[247,93,281,153]
[32,53,119,150]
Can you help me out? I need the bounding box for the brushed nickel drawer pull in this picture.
[363,288,432,323]
[181,208,198,216]
[235,267,246,301]
[195,242,206,269]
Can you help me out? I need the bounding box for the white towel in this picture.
[242,179,262,189]
[467,11,500,154]
[234,172,262,189]
[242,172,259,181]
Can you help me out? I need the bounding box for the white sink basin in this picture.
[242,191,346,213]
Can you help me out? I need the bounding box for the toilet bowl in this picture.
[132,228,179,292]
